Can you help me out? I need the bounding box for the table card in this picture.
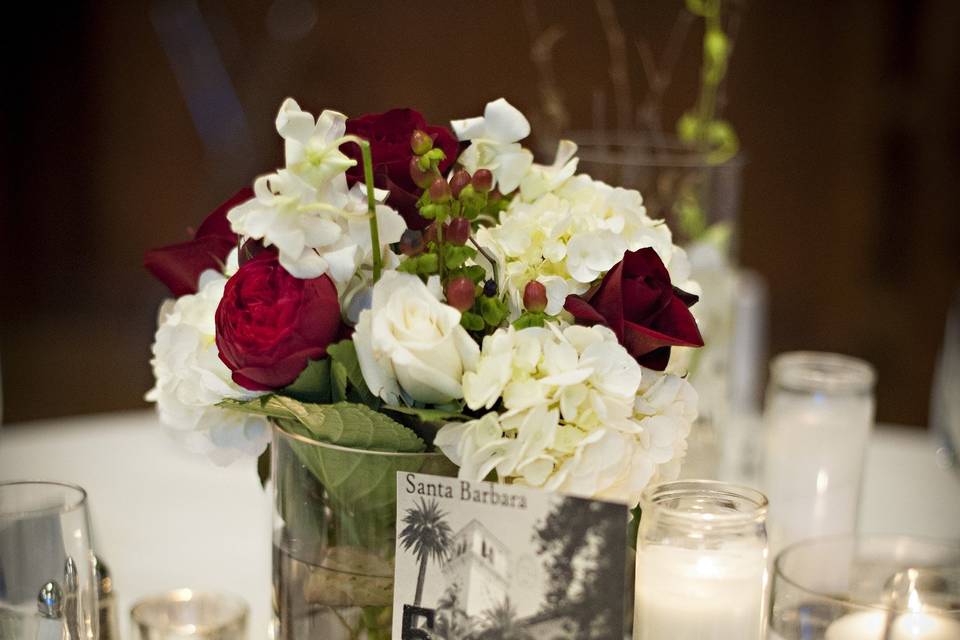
[392,472,628,640]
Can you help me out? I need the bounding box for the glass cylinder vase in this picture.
[565,132,749,480]
[271,421,457,640]
[634,480,769,640]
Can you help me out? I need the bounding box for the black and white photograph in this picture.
[393,472,628,640]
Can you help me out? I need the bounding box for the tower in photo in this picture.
[441,519,510,618]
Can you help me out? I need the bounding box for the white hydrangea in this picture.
[451,98,533,194]
[145,264,269,465]
[228,99,406,287]
[476,173,692,318]
[435,322,696,506]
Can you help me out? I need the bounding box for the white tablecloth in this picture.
[1,411,959,638]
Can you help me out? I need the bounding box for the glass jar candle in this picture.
[634,480,769,640]
[763,352,876,554]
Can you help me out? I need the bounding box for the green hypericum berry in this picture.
[523,280,548,312]
[449,169,472,199]
[445,276,475,312]
[429,177,452,203]
[410,157,439,189]
[472,168,494,193]
[446,217,470,246]
[410,129,433,155]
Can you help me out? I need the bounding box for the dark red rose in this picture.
[144,188,251,296]
[563,248,703,370]
[215,252,342,391]
[343,109,459,230]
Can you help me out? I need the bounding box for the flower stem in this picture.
[359,140,382,282]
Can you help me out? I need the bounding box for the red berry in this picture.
[446,277,475,312]
[429,177,452,203]
[523,280,548,312]
[423,223,438,245]
[446,217,471,245]
[472,169,494,193]
[410,129,433,155]
[449,169,472,199]
[398,229,424,256]
[410,157,439,189]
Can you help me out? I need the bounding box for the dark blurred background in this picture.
[1,1,958,426]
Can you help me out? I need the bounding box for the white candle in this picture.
[634,544,767,640]
[762,353,875,555]
[825,610,960,640]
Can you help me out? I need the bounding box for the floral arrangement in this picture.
[145,96,703,507]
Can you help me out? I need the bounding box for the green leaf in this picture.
[256,445,271,489]
[397,258,419,274]
[327,339,378,407]
[444,245,477,270]
[513,311,546,329]
[379,404,470,423]
[417,253,439,274]
[220,396,425,453]
[280,358,331,404]
[379,404,470,447]
[628,505,642,550]
[480,295,507,326]
[461,264,487,283]
[460,311,484,332]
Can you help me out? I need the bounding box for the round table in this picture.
[2,411,958,638]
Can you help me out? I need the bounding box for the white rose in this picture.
[354,272,480,405]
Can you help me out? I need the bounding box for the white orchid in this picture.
[229,99,406,286]
[518,140,579,202]
[275,98,356,187]
[353,272,480,405]
[146,268,269,465]
[451,98,534,194]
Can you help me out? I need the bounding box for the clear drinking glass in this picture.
[763,352,876,554]
[271,421,457,640]
[0,481,100,640]
[769,535,960,640]
[129,590,248,640]
[634,480,769,640]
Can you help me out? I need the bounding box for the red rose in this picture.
[564,248,704,370]
[343,109,459,230]
[144,188,251,297]
[215,252,342,391]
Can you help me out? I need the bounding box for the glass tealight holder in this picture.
[130,590,248,640]
[769,535,960,640]
[763,351,876,554]
[634,480,769,640]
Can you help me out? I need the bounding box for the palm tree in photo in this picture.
[481,597,533,640]
[434,583,472,640]
[399,497,452,606]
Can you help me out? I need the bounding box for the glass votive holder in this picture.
[634,480,769,640]
[130,589,248,640]
[763,351,876,554]
[769,535,960,640]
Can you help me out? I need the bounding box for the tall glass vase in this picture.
[566,132,749,480]
[271,421,457,640]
